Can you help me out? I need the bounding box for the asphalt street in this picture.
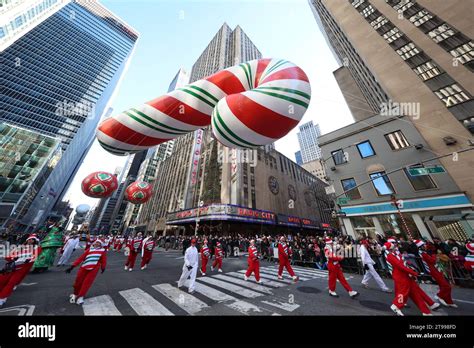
[1,246,473,316]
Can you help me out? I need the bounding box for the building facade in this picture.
[295,150,303,165]
[1,0,138,231]
[319,114,473,242]
[302,159,327,183]
[296,120,323,163]
[309,0,474,202]
[133,24,331,235]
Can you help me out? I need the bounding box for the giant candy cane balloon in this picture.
[97,58,311,155]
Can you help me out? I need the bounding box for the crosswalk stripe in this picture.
[119,288,174,316]
[261,300,300,312]
[152,284,209,315]
[198,277,263,298]
[259,268,312,281]
[180,280,267,315]
[226,272,286,288]
[265,266,327,278]
[226,300,264,315]
[213,274,274,294]
[83,295,121,316]
[236,270,292,284]
[270,265,329,276]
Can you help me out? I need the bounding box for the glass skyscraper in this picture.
[296,121,322,163]
[0,0,138,231]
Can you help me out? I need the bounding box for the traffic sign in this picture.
[336,197,350,205]
[408,165,446,176]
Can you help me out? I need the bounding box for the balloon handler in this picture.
[65,239,107,305]
[32,221,64,273]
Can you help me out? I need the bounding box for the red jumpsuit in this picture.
[420,251,453,305]
[140,239,156,268]
[71,247,106,298]
[0,245,41,300]
[201,244,210,274]
[114,237,124,251]
[245,245,261,281]
[325,246,353,292]
[277,242,295,277]
[125,237,142,269]
[212,246,223,270]
[386,252,432,314]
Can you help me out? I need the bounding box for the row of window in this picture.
[331,130,410,165]
[341,164,437,201]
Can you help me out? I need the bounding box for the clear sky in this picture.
[64,0,353,210]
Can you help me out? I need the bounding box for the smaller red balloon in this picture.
[125,181,153,205]
[81,172,118,198]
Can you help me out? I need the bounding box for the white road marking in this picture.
[83,295,121,316]
[261,300,300,312]
[453,298,474,304]
[153,283,208,315]
[236,270,292,284]
[226,300,264,315]
[19,282,37,286]
[213,274,274,294]
[119,288,173,316]
[226,272,286,288]
[259,268,311,281]
[198,277,263,298]
[270,265,329,276]
[266,266,327,278]
[0,305,35,316]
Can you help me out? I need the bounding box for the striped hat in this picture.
[466,242,474,253]
[414,239,425,247]
[324,237,333,244]
[384,242,395,250]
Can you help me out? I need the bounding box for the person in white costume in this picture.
[57,234,80,266]
[178,238,199,294]
[360,239,392,292]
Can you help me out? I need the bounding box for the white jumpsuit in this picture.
[360,244,389,291]
[57,237,80,266]
[178,245,199,293]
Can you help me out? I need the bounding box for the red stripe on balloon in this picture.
[147,95,211,127]
[98,118,167,146]
[254,59,272,87]
[260,66,309,85]
[225,94,298,139]
[206,70,246,96]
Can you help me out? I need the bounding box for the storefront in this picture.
[340,193,474,241]
[166,204,325,236]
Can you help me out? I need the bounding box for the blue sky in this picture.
[65,0,353,208]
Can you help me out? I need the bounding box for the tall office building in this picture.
[133,24,331,235]
[309,0,474,201]
[1,0,138,230]
[296,121,322,163]
[295,151,303,165]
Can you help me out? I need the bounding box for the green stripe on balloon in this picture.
[256,86,311,100]
[188,85,219,103]
[215,108,257,147]
[125,110,182,136]
[251,90,309,108]
[178,87,216,108]
[131,108,188,134]
[260,59,286,81]
[211,112,249,148]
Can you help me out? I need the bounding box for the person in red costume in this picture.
[277,236,298,282]
[65,239,107,305]
[384,241,439,316]
[0,234,41,306]
[211,242,224,273]
[140,235,156,270]
[464,242,474,275]
[244,239,261,283]
[415,240,457,308]
[324,237,359,298]
[200,239,210,276]
[124,232,143,272]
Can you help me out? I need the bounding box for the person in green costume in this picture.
[32,220,64,273]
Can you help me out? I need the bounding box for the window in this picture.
[434,83,470,106]
[404,167,437,190]
[397,42,420,60]
[383,27,403,43]
[341,178,362,200]
[385,130,410,150]
[394,0,415,12]
[0,27,5,39]
[370,171,395,195]
[356,141,376,158]
[371,15,388,30]
[361,5,375,18]
[413,61,441,81]
[331,149,347,165]
[450,41,474,64]
[428,24,456,43]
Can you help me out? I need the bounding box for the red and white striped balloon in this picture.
[97,58,310,154]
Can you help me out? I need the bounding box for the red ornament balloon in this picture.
[125,181,153,205]
[81,172,118,198]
